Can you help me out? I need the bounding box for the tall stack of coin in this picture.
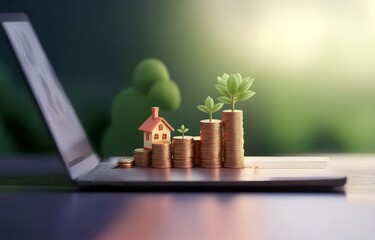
[200,119,222,168]
[193,136,201,167]
[222,110,245,168]
[172,136,193,168]
[151,142,172,168]
[133,148,151,167]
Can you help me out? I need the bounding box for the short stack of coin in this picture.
[193,136,201,167]
[200,119,222,168]
[151,142,172,168]
[222,110,245,168]
[172,136,193,168]
[133,148,151,167]
[117,157,134,168]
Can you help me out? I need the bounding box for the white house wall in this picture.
[152,122,171,144]
[144,132,152,149]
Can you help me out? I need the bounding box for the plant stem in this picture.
[182,132,184,139]
[209,112,212,122]
[231,96,235,111]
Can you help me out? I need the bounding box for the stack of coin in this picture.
[200,119,222,168]
[133,148,151,167]
[172,136,193,168]
[151,142,172,168]
[193,136,201,167]
[117,157,134,168]
[222,110,245,168]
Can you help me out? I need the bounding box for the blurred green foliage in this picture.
[101,58,181,156]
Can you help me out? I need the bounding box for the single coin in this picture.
[116,163,133,168]
[117,157,134,164]
[116,157,134,168]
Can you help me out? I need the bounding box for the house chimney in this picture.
[152,107,159,119]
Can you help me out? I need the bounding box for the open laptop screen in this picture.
[0,14,95,170]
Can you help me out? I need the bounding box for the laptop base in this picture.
[75,161,347,190]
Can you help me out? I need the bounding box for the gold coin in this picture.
[222,110,245,169]
[151,142,172,168]
[133,148,151,167]
[192,136,201,167]
[116,163,133,168]
[200,119,222,168]
[117,157,134,164]
[172,136,193,168]
[116,157,134,168]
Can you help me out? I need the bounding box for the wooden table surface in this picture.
[0,154,375,240]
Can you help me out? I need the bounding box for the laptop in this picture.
[0,13,346,190]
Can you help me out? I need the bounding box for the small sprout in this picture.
[177,124,189,138]
[197,96,224,122]
[216,73,255,111]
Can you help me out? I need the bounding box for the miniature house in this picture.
[138,107,174,149]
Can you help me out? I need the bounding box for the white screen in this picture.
[2,21,93,166]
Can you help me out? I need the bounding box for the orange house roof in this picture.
[138,116,174,132]
[138,107,174,132]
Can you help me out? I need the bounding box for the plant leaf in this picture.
[236,91,256,101]
[205,96,214,111]
[217,76,224,86]
[234,73,242,85]
[215,84,231,98]
[183,128,189,133]
[239,78,254,93]
[212,103,224,112]
[197,105,209,113]
[248,77,254,87]
[238,78,254,93]
[221,73,229,86]
[242,77,249,83]
[227,75,238,95]
[181,124,185,130]
[222,73,229,81]
[218,96,232,104]
[177,129,183,133]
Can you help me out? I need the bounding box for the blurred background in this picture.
[1,0,375,157]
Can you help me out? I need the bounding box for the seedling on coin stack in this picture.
[173,124,193,168]
[177,124,189,138]
[197,96,224,122]
[197,96,223,168]
[216,73,256,168]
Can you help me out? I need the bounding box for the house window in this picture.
[154,134,159,140]
[145,133,150,141]
[162,133,167,140]
[159,124,163,131]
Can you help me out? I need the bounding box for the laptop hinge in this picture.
[69,153,100,179]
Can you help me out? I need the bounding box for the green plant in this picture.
[216,73,255,111]
[177,124,189,138]
[197,96,224,122]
